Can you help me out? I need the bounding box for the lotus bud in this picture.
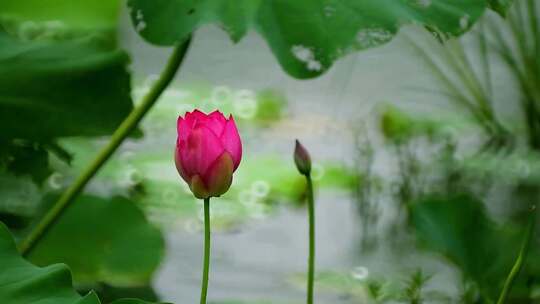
[294,139,311,176]
[175,110,242,199]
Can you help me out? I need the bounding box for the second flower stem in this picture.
[306,175,315,304]
[496,206,536,304]
[18,38,192,257]
[200,197,211,304]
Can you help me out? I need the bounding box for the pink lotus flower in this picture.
[175,110,242,199]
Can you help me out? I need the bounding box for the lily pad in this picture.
[0,221,100,304]
[0,2,133,184]
[0,220,165,303]
[28,195,165,287]
[128,0,504,78]
[0,26,132,141]
[409,194,539,301]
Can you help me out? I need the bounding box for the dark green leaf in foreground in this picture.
[0,139,51,184]
[0,0,133,185]
[0,222,165,303]
[0,24,132,140]
[0,221,101,304]
[488,0,515,16]
[409,194,538,300]
[28,195,165,287]
[129,0,499,78]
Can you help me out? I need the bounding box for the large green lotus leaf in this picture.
[128,0,501,78]
[409,194,539,300]
[0,221,101,304]
[0,26,132,141]
[0,222,165,303]
[0,0,132,185]
[28,195,165,287]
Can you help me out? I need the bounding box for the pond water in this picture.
[157,192,359,303]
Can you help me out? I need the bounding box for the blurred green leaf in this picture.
[28,195,165,287]
[0,139,51,184]
[0,221,102,304]
[0,26,132,141]
[0,1,131,184]
[409,194,537,301]
[0,172,41,228]
[0,0,121,30]
[254,89,287,124]
[128,0,493,79]
[0,0,130,140]
[488,0,515,16]
[378,104,479,143]
[380,105,428,143]
[0,221,165,303]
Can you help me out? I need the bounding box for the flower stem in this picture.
[496,206,536,304]
[306,175,315,304]
[200,197,211,304]
[18,38,192,256]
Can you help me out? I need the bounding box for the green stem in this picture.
[200,198,211,304]
[306,175,315,304]
[18,38,192,256]
[496,207,536,304]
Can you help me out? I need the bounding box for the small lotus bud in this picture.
[294,139,311,176]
